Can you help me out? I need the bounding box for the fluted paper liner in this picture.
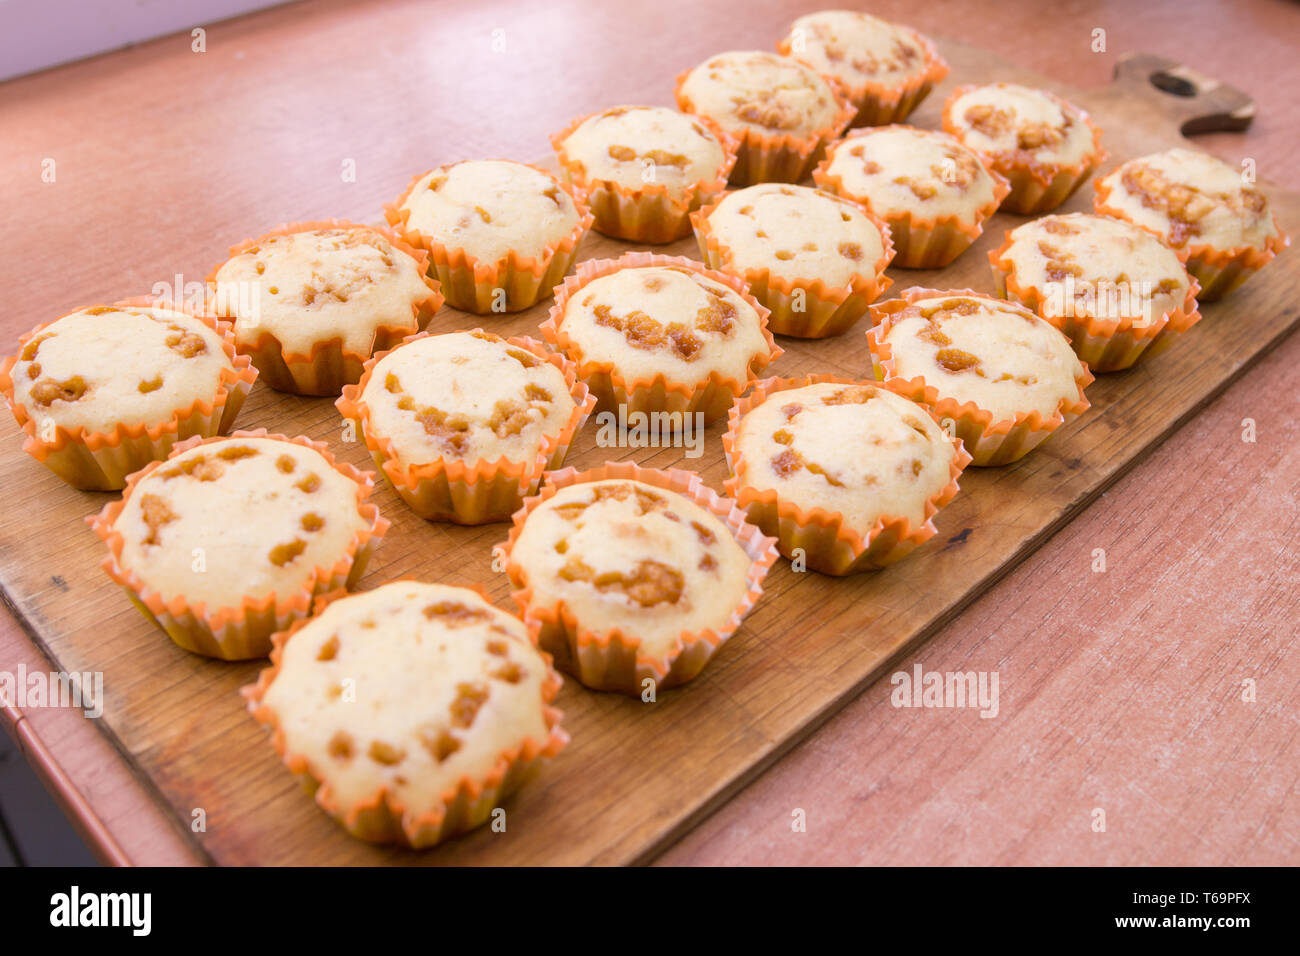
[674,66,855,186]
[778,29,949,128]
[691,190,895,337]
[1,297,258,491]
[336,332,596,524]
[242,584,568,848]
[501,462,778,695]
[989,229,1203,372]
[1094,177,1291,302]
[540,252,781,423]
[206,219,444,396]
[813,127,1011,268]
[942,86,1107,215]
[385,161,594,314]
[867,288,1094,466]
[723,374,970,575]
[551,111,739,244]
[88,430,388,660]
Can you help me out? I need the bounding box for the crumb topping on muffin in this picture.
[679,50,840,138]
[785,10,931,87]
[1098,148,1280,250]
[881,295,1085,422]
[510,479,752,656]
[821,126,1000,221]
[559,265,768,384]
[213,226,432,356]
[705,183,887,286]
[735,381,955,533]
[559,106,727,200]
[999,213,1189,323]
[11,305,232,434]
[946,83,1097,168]
[258,581,553,813]
[113,436,367,609]
[397,159,582,265]
[360,331,576,467]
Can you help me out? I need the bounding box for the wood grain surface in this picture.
[1,0,1297,866]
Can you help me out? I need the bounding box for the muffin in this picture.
[778,10,948,127]
[691,183,894,338]
[0,298,256,491]
[675,50,853,185]
[942,83,1106,214]
[502,463,778,694]
[723,375,968,575]
[385,159,593,314]
[243,581,567,848]
[1094,147,1289,300]
[336,330,595,524]
[989,213,1202,371]
[209,220,443,395]
[89,431,387,660]
[867,289,1093,466]
[551,105,737,243]
[541,252,780,423]
[814,125,1009,267]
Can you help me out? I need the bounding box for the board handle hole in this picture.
[1151,71,1197,97]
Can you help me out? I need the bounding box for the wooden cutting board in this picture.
[1,37,1295,866]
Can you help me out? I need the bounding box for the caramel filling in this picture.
[553,482,666,520]
[1119,163,1266,246]
[935,348,982,373]
[383,361,553,456]
[268,538,307,566]
[29,376,87,406]
[964,103,1070,153]
[733,90,803,131]
[450,682,489,728]
[157,445,258,482]
[165,329,207,357]
[559,556,686,607]
[811,22,921,77]
[606,144,689,168]
[587,280,737,361]
[422,601,492,627]
[139,493,176,547]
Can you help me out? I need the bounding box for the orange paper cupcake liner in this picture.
[867,287,1095,466]
[551,112,739,244]
[691,191,895,338]
[813,128,1011,268]
[501,462,779,695]
[336,332,597,524]
[1094,178,1291,302]
[206,219,444,396]
[242,584,568,848]
[989,230,1203,372]
[539,252,782,423]
[88,430,388,660]
[0,297,258,491]
[384,162,594,314]
[779,31,949,128]
[674,68,855,186]
[723,374,970,575]
[942,87,1107,215]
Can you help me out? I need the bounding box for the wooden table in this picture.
[1,0,1297,866]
